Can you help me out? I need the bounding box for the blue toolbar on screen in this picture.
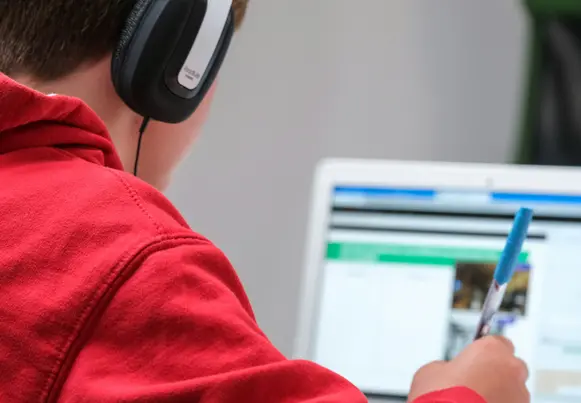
[333,186,581,205]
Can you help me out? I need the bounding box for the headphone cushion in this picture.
[112,0,154,82]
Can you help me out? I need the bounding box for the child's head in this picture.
[0,0,249,190]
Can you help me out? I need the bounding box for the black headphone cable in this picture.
[133,117,151,176]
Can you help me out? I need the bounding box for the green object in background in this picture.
[527,0,581,15]
[515,15,543,164]
[516,0,581,165]
[326,241,529,266]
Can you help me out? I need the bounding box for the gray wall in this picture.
[166,0,527,356]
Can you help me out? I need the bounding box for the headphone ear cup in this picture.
[110,0,234,123]
[111,0,154,89]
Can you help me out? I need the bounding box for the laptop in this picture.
[295,159,581,402]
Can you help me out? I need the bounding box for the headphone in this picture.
[111,0,234,124]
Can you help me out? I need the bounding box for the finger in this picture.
[422,360,448,372]
[409,361,448,402]
[516,382,531,403]
[513,357,529,382]
[412,360,447,381]
[506,382,531,403]
[485,335,515,354]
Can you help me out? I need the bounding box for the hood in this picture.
[0,73,123,170]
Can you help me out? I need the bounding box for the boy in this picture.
[0,1,529,402]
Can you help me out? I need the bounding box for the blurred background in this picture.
[166,0,529,356]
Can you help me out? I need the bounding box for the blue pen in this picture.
[473,207,534,340]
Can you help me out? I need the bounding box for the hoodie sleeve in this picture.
[58,239,367,402]
[57,239,485,403]
[412,387,487,403]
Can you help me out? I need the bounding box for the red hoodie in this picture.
[0,74,485,403]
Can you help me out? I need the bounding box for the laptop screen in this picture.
[311,185,581,401]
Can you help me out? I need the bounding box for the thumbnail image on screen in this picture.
[445,261,531,360]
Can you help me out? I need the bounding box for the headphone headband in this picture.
[178,0,232,91]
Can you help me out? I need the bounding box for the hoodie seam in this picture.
[41,235,214,402]
[109,168,163,235]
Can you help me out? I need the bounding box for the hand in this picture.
[408,336,529,403]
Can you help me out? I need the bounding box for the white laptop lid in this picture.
[295,159,581,401]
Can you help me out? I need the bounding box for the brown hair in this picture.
[0,0,249,81]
